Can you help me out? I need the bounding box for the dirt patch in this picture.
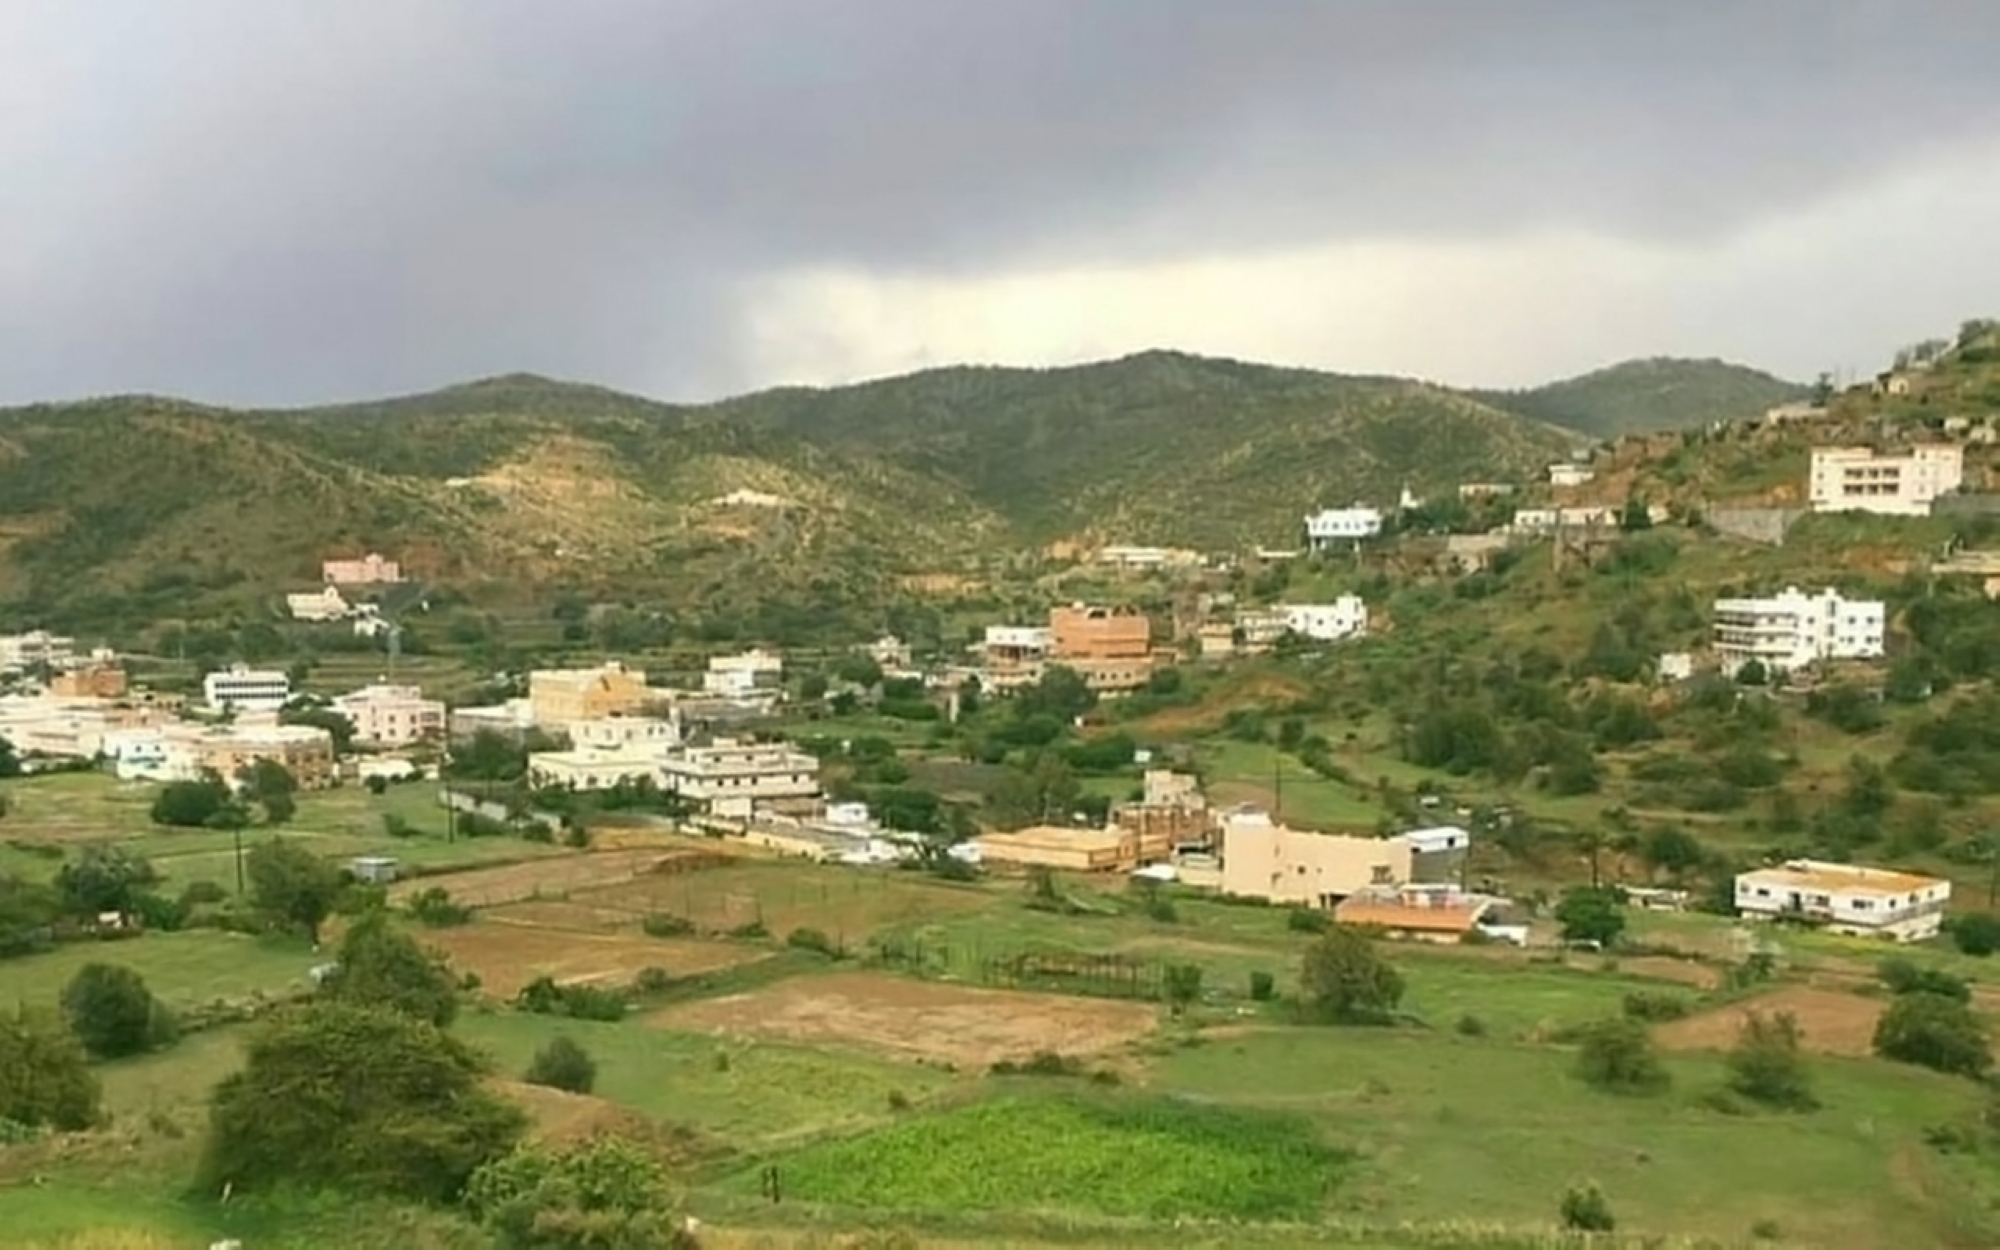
[1654,985,1883,1057]
[491,1078,651,1144]
[390,848,682,908]
[647,971,1158,1068]
[1619,956,1723,990]
[574,864,990,940]
[421,920,763,997]
[485,898,647,933]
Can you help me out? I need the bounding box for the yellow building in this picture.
[974,823,1171,873]
[1218,809,1412,907]
[527,662,650,727]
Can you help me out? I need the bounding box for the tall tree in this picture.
[322,908,459,1027]
[246,839,343,943]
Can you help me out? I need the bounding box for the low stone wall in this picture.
[1707,507,1804,545]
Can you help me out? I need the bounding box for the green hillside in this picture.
[1474,357,1808,439]
[0,353,1574,624]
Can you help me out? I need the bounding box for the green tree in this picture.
[1573,1016,1670,1093]
[61,962,175,1059]
[1560,1180,1616,1232]
[1163,964,1203,1017]
[1017,664,1095,723]
[0,875,61,957]
[1950,912,2000,958]
[452,729,528,783]
[1299,926,1405,1024]
[239,758,299,826]
[1872,991,1992,1078]
[201,1001,525,1201]
[0,734,18,778]
[1555,887,1627,947]
[246,839,344,943]
[0,1007,100,1129]
[1618,494,1653,532]
[466,1135,696,1250]
[1727,1010,1816,1109]
[149,775,239,828]
[321,908,459,1027]
[523,1036,597,1095]
[1639,826,1705,882]
[54,843,160,917]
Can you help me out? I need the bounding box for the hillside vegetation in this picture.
[0,353,1583,623]
[1475,358,1808,439]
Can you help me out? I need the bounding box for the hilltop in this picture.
[1474,357,1808,439]
[0,352,1579,625]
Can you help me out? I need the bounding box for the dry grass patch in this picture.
[1619,955,1724,991]
[388,847,675,908]
[421,920,763,997]
[1654,985,1884,1057]
[574,863,991,940]
[646,971,1158,1068]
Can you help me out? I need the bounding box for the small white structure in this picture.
[1398,826,1471,855]
[356,757,421,783]
[1304,507,1383,549]
[1711,586,1885,675]
[1657,652,1695,683]
[203,665,292,714]
[526,744,667,791]
[1548,462,1596,488]
[1808,444,1964,516]
[103,728,200,783]
[1734,859,1950,942]
[1276,597,1370,642]
[349,856,399,884]
[825,801,873,826]
[703,649,785,698]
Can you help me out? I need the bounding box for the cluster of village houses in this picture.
[3,419,1980,948]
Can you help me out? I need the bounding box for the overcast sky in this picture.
[5,1,1997,406]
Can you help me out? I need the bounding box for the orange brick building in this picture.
[1049,605,1154,694]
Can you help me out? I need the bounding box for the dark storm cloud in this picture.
[2,1,1995,403]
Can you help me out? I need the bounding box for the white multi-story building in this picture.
[1711,587,1885,675]
[332,683,446,746]
[526,744,668,792]
[981,625,1051,690]
[1277,597,1369,642]
[566,715,681,752]
[202,666,293,714]
[1735,860,1950,942]
[658,738,820,815]
[702,649,785,698]
[1808,444,1964,516]
[0,631,77,672]
[1303,507,1383,549]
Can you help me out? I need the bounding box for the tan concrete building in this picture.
[528,662,650,727]
[188,721,338,789]
[321,552,403,585]
[1112,769,1214,849]
[1049,604,1154,693]
[49,665,128,700]
[1219,809,1412,907]
[333,683,447,747]
[973,823,1170,873]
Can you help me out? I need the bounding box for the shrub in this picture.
[1286,907,1329,934]
[786,927,840,957]
[1950,912,2000,958]
[1248,970,1275,1002]
[633,967,673,994]
[0,1007,101,1130]
[1878,957,1970,1002]
[1727,1010,1817,1110]
[1455,1013,1487,1037]
[1873,991,1992,1078]
[516,975,628,1022]
[61,963,176,1059]
[178,880,229,909]
[405,887,472,927]
[1555,887,1626,946]
[523,1036,596,1095]
[727,920,769,940]
[1560,1180,1616,1231]
[1144,895,1179,924]
[1573,1017,1670,1094]
[1621,990,1691,1022]
[1300,926,1404,1024]
[466,1135,696,1249]
[641,912,695,938]
[990,1051,1083,1077]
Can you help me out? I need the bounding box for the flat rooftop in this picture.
[1335,896,1489,933]
[977,825,1124,853]
[1741,860,1943,897]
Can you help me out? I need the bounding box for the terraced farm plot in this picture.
[418,918,764,996]
[646,970,1157,1067]
[574,862,992,939]
[388,847,682,907]
[1654,985,1885,1057]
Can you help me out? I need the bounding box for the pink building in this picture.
[322,552,403,585]
[332,683,445,746]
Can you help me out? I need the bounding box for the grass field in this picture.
[738,1092,1344,1221]
[574,861,994,942]
[0,929,318,1012]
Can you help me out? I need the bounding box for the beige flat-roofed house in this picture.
[973,824,1167,873]
[1735,859,1950,942]
[187,721,337,789]
[321,552,403,585]
[1220,809,1412,907]
[528,662,649,727]
[333,683,446,746]
[658,738,820,809]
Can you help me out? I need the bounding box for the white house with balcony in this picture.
[658,738,820,817]
[1734,860,1949,942]
[1809,444,1964,516]
[332,683,446,746]
[566,715,681,752]
[1303,507,1383,550]
[202,666,292,714]
[1711,587,1885,675]
[1276,597,1370,642]
[702,649,785,698]
[0,631,77,672]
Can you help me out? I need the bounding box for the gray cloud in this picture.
[3,0,1997,404]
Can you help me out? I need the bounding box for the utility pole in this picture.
[233,823,245,896]
[1273,753,1284,822]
